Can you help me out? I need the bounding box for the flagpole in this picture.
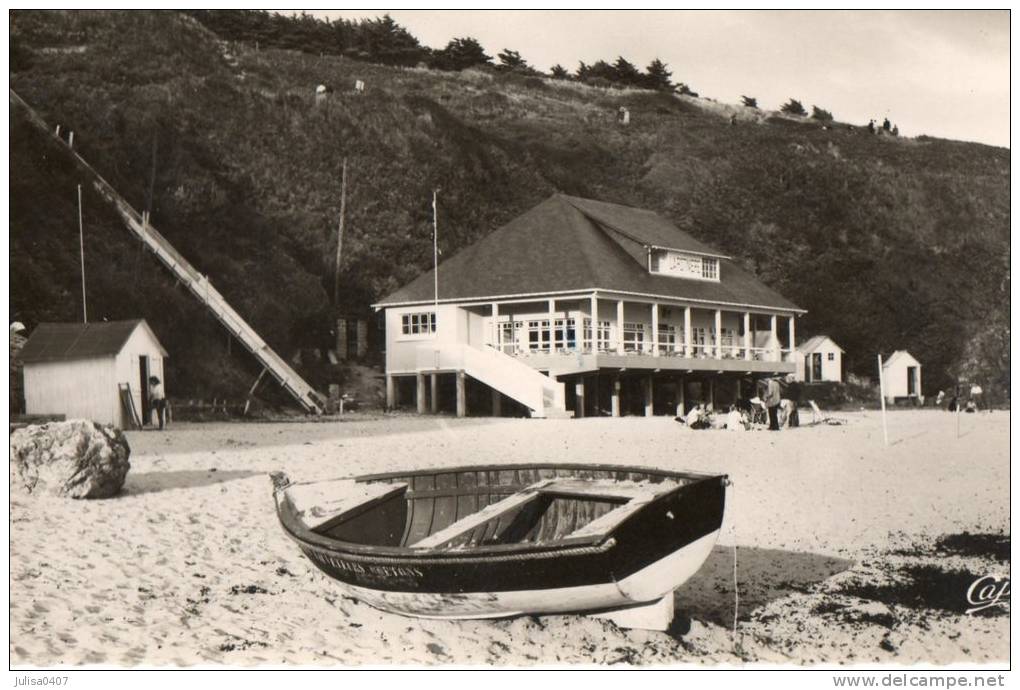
[432,189,439,313]
[78,184,87,324]
[333,157,347,309]
[877,354,889,446]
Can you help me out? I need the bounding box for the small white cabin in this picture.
[795,335,844,383]
[881,350,922,403]
[20,319,168,429]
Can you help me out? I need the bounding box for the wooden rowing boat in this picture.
[272,464,727,630]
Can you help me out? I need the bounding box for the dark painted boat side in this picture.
[276,466,726,594]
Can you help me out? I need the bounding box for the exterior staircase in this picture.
[11,89,324,414]
[415,344,566,418]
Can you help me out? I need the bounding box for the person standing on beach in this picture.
[764,376,782,431]
[9,322,27,415]
[148,376,166,430]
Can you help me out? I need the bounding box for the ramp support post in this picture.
[416,373,426,414]
[456,370,466,418]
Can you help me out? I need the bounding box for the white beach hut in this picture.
[881,350,922,404]
[19,319,168,429]
[795,335,844,383]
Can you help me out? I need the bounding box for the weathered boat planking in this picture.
[272,463,727,630]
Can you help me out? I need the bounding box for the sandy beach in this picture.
[9,409,1009,666]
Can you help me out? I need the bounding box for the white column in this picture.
[714,309,723,358]
[416,373,426,414]
[590,293,598,352]
[788,315,796,362]
[651,303,660,357]
[684,306,692,357]
[617,300,625,354]
[744,312,752,361]
[770,314,779,362]
[492,302,499,350]
[548,299,556,353]
[574,380,585,418]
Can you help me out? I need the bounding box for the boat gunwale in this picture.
[352,462,721,485]
[275,463,727,560]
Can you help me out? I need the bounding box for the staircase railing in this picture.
[415,344,561,416]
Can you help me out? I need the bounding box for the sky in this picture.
[309,10,1010,148]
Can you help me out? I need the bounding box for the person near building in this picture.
[9,322,28,415]
[764,376,782,431]
[148,375,166,430]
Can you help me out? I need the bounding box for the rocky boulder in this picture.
[10,420,131,498]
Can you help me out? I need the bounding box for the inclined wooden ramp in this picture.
[11,89,324,414]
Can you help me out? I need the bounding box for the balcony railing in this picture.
[487,335,793,364]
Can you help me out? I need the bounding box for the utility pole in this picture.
[145,131,158,222]
[78,184,87,323]
[333,157,347,308]
[432,189,439,311]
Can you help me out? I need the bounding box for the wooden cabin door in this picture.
[907,366,917,396]
[139,356,151,425]
[811,353,823,381]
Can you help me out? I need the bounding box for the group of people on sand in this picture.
[676,375,799,432]
[679,403,750,431]
[935,386,982,414]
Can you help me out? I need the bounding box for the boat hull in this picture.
[306,529,720,620]
[275,464,727,626]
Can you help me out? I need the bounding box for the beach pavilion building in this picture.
[374,194,804,418]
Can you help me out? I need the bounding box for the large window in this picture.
[552,318,577,352]
[658,324,677,354]
[528,320,551,353]
[623,322,646,353]
[497,321,521,354]
[692,327,707,356]
[583,319,611,352]
[718,327,736,357]
[401,311,436,336]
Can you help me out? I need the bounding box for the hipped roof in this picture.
[376,194,803,313]
[19,319,167,363]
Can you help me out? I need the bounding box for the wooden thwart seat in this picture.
[412,478,681,549]
[411,479,555,549]
[289,480,408,532]
[542,478,677,501]
[566,491,665,539]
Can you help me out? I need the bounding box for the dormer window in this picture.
[649,249,720,282]
[702,257,718,280]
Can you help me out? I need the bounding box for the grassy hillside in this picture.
[10,11,1010,403]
